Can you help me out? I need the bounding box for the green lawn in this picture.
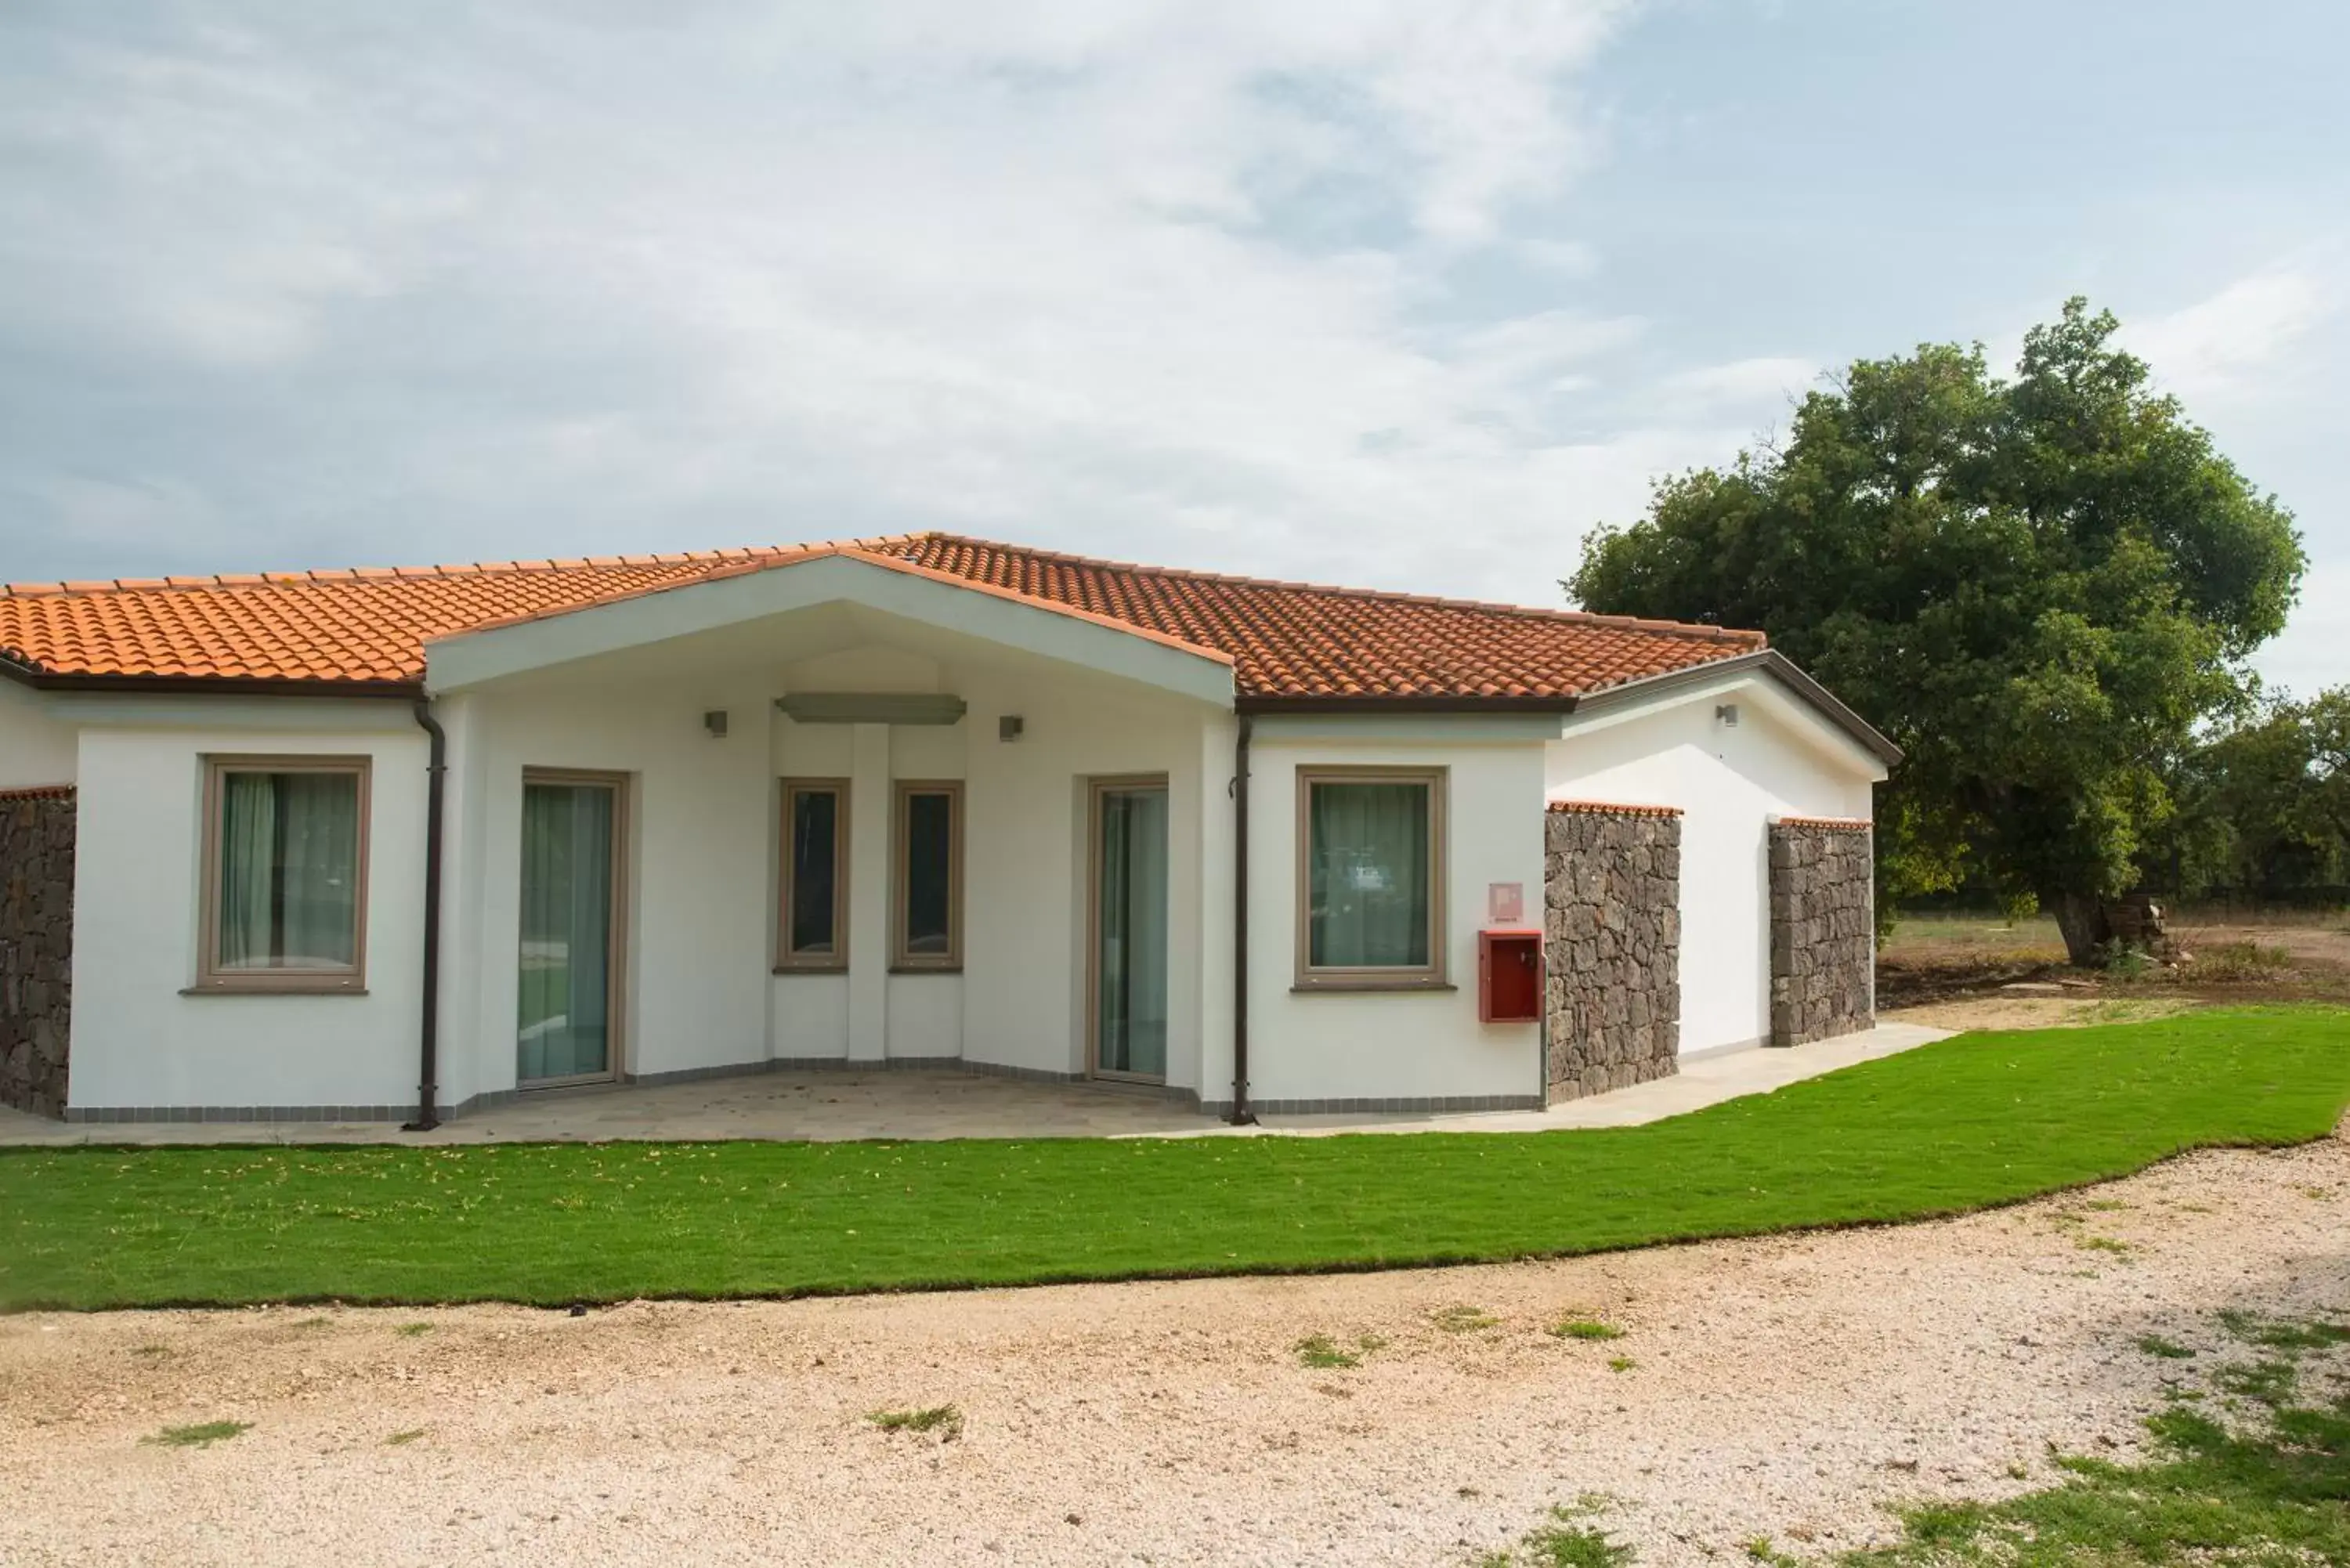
[3,1007,2345,1312]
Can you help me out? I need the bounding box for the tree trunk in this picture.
[2050,891,2112,968]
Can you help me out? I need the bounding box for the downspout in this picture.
[1227,714,1256,1125]
[404,695,447,1133]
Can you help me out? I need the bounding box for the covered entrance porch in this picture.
[417,548,1240,1122]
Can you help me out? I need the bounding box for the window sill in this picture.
[772,964,849,976]
[1291,977,1457,995]
[888,965,965,976]
[180,984,370,997]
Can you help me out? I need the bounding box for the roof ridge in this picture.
[0,533,938,600]
[896,532,1765,647]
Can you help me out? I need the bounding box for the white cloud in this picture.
[0,1,1730,602]
[1654,356,1817,410]
[2123,260,2341,405]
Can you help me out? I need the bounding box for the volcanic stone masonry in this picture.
[1542,802,1682,1103]
[1768,816,1874,1048]
[1,786,74,1118]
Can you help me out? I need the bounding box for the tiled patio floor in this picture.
[0,1022,1951,1147]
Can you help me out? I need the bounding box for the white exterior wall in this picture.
[0,681,77,789]
[1544,691,1877,1057]
[66,707,428,1112]
[438,670,779,1109]
[1243,727,1549,1106]
[955,664,1213,1090]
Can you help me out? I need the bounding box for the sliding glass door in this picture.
[1091,779,1169,1082]
[518,774,623,1086]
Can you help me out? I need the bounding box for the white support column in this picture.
[847,721,891,1063]
[1195,714,1237,1109]
[434,691,491,1107]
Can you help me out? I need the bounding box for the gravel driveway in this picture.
[3,1127,2344,1567]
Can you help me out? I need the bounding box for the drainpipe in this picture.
[404,695,447,1133]
[1228,714,1256,1125]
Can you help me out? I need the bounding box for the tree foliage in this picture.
[1568,300,2305,962]
[2145,687,2350,901]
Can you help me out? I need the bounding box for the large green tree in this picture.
[1570,300,2305,963]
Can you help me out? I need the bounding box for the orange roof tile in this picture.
[1546,800,1686,817]
[0,532,1764,703]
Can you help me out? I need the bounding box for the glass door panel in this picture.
[1094,783,1168,1081]
[519,778,619,1086]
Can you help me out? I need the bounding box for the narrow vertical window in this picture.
[1296,768,1446,987]
[777,779,848,970]
[891,780,963,970]
[198,757,370,991]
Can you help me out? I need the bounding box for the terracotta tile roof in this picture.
[0,547,849,688]
[1546,800,1686,817]
[0,531,1762,702]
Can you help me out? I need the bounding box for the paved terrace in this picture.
[0,1024,1950,1147]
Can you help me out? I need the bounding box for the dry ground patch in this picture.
[1878,907,2350,1032]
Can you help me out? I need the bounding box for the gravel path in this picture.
[3,1128,2344,1567]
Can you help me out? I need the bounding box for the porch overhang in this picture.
[420,549,1238,706]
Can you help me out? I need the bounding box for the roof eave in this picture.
[0,656,422,701]
[1565,649,1904,766]
[1239,650,1902,768]
[1235,693,1579,715]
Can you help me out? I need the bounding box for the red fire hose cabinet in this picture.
[1477,927,1543,1024]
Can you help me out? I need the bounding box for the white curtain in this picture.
[1097,787,1168,1076]
[519,782,614,1082]
[217,771,358,970]
[1308,781,1430,967]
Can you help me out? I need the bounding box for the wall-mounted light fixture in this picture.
[1715,703,1740,728]
[998,714,1025,742]
[703,710,729,739]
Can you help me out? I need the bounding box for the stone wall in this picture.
[1542,802,1681,1102]
[1,786,74,1118]
[1767,816,1873,1048]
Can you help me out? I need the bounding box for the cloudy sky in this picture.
[2,0,2342,694]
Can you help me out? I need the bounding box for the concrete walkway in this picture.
[1225,1021,1953,1137]
[0,1023,1952,1147]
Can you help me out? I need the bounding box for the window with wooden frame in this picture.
[891,780,964,970]
[196,755,371,992]
[1295,765,1448,989]
[777,779,849,970]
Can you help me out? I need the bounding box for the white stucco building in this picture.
[0,534,1897,1125]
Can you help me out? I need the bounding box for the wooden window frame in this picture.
[1293,764,1449,992]
[890,779,964,973]
[776,778,851,972]
[194,753,372,995]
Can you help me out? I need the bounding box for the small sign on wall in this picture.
[1487,881,1524,923]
